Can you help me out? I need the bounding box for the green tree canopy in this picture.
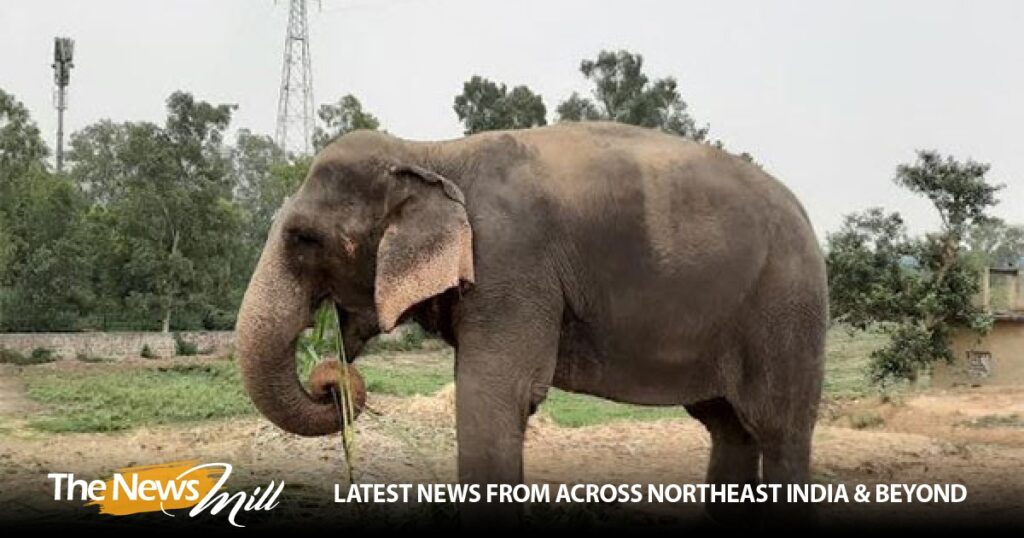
[312,94,380,151]
[966,219,1024,268]
[0,89,94,330]
[826,151,1004,384]
[0,89,48,183]
[67,92,245,331]
[231,129,287,240]
[556,50,709,141]
[0,88,311,332]
[453,76,547,134]
[1,90,51,285]
[231,129,310,246]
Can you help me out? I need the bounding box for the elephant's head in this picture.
[235,131,474,436]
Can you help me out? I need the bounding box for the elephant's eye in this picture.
[285,227,324,249]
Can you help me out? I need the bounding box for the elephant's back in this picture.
[504,123,822,358]
[458,121,821,308]
[514,122,814,268]
[516,122,806,223]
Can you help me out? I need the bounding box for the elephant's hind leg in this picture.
[685,397,762,524]
[731,281,826,527]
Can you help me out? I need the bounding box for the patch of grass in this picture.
[541,390,680,427]
[360,363,452,396]
[959,413,1024,429]
[24,360,253,433]
[823,326,890,398]
[0,347,58,365]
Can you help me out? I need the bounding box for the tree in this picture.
[0,168,94,331]
[826,151,1003,384]
[966,219,1024,268]
[312,94,380,151]
[555,92,602,123]
[453,76,547,134]
[65,120,134,206]
[68,92,246,331]
[0,89,48,184]
[826,208,914,328]
[555,50,709,141]
[231,130,287,240]
[231,130,310,249]
[1,89,50,287]
[0,89,99,331]
[2,88,312,332]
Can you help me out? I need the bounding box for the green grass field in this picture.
[821,327,890,397]
[19,327,888,433]
[24,362,254,433]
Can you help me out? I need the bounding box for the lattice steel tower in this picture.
[275,0,314,154]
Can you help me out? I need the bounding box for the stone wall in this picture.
[0,331,235,359]
[0,325,418,360]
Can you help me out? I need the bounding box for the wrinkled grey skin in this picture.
[235,122,826,526]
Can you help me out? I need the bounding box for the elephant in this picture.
[235,121,827,525]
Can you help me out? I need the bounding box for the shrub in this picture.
[140,344,156,359]
[173,333,198,356]
[30,347,56,362]
[0,347,58,365]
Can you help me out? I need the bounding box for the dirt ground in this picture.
[0,357,1022,529]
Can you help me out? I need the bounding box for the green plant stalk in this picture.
[299,302,359,484]
[329,302,358,484]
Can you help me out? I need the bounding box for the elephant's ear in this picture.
[374,164,475,332]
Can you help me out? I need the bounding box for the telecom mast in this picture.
[52,37,74,173]
[275,0,315,154]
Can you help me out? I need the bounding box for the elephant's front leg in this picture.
[453,296,561,527]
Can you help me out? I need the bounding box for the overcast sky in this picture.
[1,0,1021,236]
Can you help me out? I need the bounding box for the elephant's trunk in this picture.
[235,221,341,437]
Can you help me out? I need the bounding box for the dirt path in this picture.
[0,366,1022,528]
[0,366,40,417]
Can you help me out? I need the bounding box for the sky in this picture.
[1,0,1021,237]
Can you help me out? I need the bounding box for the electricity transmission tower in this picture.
[275,0,315,154]
[52,37,74,173]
